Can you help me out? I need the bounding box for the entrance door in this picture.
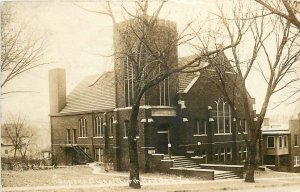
[157,124,169,154]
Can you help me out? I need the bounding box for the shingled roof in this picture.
[60,71,115,114]
[178,55,206,93]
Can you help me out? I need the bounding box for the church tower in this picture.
[113,17,178,108]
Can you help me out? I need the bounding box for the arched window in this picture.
[214,98,232,134]
[79,118,87,137]
[94,116,103,137]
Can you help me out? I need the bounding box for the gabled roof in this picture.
[60,71,115,114]
[178,55,206,93]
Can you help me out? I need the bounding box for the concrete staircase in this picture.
[165,155,241,180]
[214,171,240,180]
[167,156,200,169]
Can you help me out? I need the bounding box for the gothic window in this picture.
[213,98,232,134]
[158,64,170,106]
[124,56,134,107]
[79,118,87,137]
[94,116,103,137]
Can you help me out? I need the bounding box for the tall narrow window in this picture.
[94,116,103,137]
[215,148,219,161]
[124,56,134,107]
[109,117,114,137]
[67,129,71,144]
[158,64,170,106]
[283,135,287,148]
[72,129,77,144]
[295,135,299,146]
[79,118,87,137]
[294,156,300,167]
[124,120,129,138]
[279,136,283,148]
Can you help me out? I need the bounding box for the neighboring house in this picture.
[1,124,29,158]
[49,18,254,172]
[1,126,15,158]
[261,115,300,172]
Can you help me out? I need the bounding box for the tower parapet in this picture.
[113,17,178,108]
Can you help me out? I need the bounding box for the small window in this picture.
[5,150,8,154]
[295,135,299,146]
[195,119,207,135]
[220,148,225,162]
[267,136,275,148]
[283,135,287,148]
[294,156,300,167]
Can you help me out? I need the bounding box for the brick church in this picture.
[49,18,253,172]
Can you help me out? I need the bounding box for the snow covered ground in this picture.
[2,165,300,192]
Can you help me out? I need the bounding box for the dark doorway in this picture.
[157,124,169,154]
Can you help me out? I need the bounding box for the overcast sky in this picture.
[1,0,300,126]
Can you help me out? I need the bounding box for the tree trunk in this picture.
[245,141,256,182]
[128,104,141,189]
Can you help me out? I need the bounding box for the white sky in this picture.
[1,0,300,126]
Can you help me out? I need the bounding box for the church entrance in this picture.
[157,123,170,154]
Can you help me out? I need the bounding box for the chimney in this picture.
[49,68,66,114]
[263,118,269,127]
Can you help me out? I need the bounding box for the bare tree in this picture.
[3,113,35,162]
[75,0,242,188]
[254,0,300,29]
[1,3,48,95]
[204,2,300,182]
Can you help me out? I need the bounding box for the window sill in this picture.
[294,146,299,148]
[136,136,140,139]
[294,165,300,167]
[123,137,128,139]
[78,137,88,138]
[109,136,114,139]
[193,134,207,137]
[238,132,248,134]
[93,137,104,138]
[214,133,232,135]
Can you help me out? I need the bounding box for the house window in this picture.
[267,136,275,148]
[94,116,103,137]
[279,136,282,148]
[244,120,248,133]
[195,119,206,135]
[294,156,300,167]
[109,117,114,137]
[79,118,87,137]
[213,98,231,134]
[295,135,299,146]
[283,135,287,148]
[124,120,129,138]
[5,150,8,154]
[124,56,134,107]
[67,129,71,144]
